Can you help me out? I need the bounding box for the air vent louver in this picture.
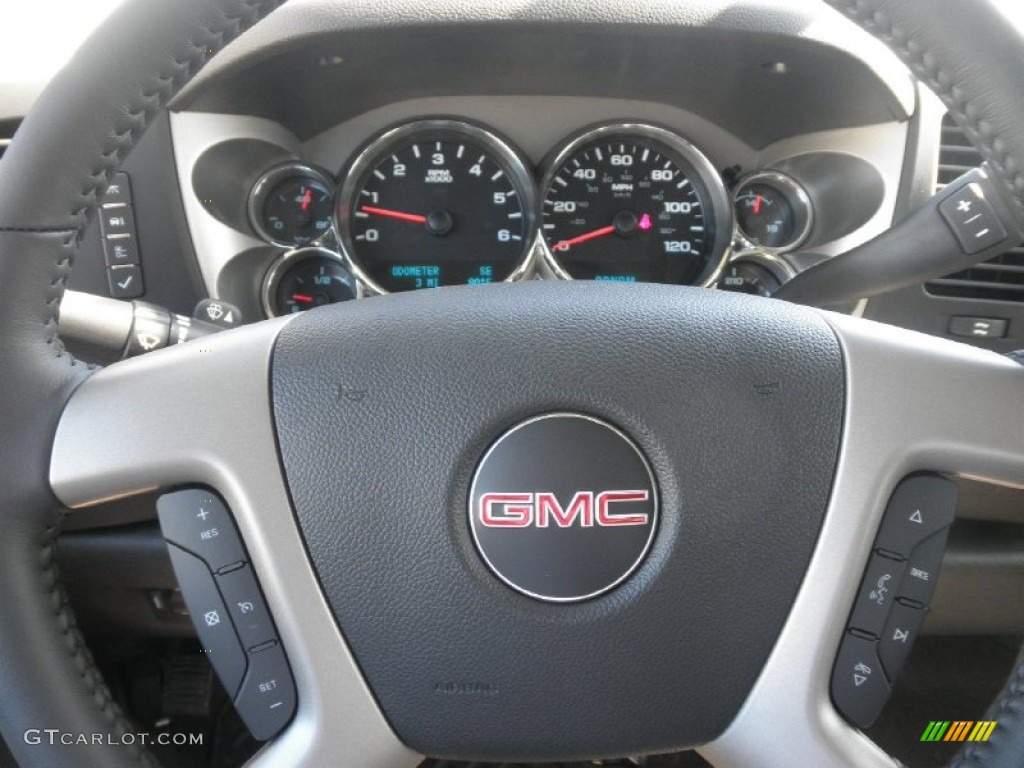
[926,113,1024,301]
[0,119,20,163]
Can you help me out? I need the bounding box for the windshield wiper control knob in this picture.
[59,290,224,359]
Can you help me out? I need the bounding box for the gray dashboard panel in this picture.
[174,0,913,148]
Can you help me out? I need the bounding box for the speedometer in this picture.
[539,124,731,286]
[337,120,537,293]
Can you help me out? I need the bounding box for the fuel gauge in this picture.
[262,247,359,317]
[733,172,812,252]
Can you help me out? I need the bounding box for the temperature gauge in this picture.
[733,172,812,252]
[249,164,335,248]
[262,248,359,317]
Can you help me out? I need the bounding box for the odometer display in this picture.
[540,125,730,285]
[338,120,537,293]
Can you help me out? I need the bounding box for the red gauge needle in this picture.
[291,294,314,304]
[361,206,428,224]
[300,189,313,212]
[752,194,762,215]
[551,224,617,252]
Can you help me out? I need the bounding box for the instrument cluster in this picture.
[249,118,813,316]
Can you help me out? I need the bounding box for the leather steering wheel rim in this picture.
[0,1,1022,766]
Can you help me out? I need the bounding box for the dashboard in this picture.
[6,0,1021,358]
[172,100,898,323]
[116,0,915,330]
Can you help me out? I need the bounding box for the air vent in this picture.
[926,113,1024,302]
[934,112,982,191]
[0,119,20,163]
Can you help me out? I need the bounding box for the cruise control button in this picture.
[234,643,296,741]
[848,553,906,637]
[158,488,246,573]
[898,528,949,606]
[876,475,957,558]
[831,632,891,728]
[879,600,926,681]
[216,564,276,650]
[166,544,247,698]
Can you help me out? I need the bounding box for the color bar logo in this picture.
[921,721,997,742]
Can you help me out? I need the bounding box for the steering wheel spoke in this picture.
[50,318,419,768]
[702,312,1024,768]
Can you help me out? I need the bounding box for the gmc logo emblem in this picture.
[479,491,650,528]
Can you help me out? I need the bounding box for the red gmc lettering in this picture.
[596,491,651,525]
[479,491,649,528]
[479,493,533,527]
[536,492,593,527]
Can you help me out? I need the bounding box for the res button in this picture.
[157,488,247,573]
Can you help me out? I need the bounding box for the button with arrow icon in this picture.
[831,632,891,728]
[875,474,957,558]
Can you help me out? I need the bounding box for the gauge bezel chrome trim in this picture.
[260,246,362,319]
[334,118,539,296]
[717,248,799,294]
[732,170,814,254]
[726,249,798,281]
[536,121,733,288]
[247,163,337,248]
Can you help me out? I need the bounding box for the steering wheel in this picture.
[2,0,1024,766]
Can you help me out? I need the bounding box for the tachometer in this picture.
[539,124,731,286]
[337,120,537,293]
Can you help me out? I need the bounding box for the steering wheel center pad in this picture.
[272,280,844,759]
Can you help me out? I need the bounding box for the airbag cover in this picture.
[270,281,843,760]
